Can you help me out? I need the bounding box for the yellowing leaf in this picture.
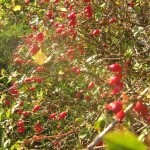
[12,0,15,6]
[122,92,129,101]
[60,8,67,11]
[32,50,47,65]
[58,70,64,75]
[13,5,21,11]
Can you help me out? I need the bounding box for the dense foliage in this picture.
[0,0,150,150]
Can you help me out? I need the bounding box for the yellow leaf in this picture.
[58,70,64,75]
[32,50,47,65]
[122,92,129,101]
[60,8,67,12]
[12,0,15,6]
[13,5,21,11]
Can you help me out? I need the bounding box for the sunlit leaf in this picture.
[104,130,147,150]
[13,5,21,11]
[32,50,47,65]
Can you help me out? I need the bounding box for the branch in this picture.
[86,87,149,150]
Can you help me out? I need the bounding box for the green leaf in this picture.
[1,68,7,76]
[78,127,88,139]
[6,109,10,118]
[104,130,147,150]
[134,6,141,13]
[75,118,84,124]
[76,139,81,148]
[125,50,132,59]
[94,119,105,131]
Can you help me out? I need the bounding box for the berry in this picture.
[97,142,103,146]
[85,95,90,101]
[49,113,56,119]
[117,110,125,121]
[88,81,94,89]
[33,105,40,112]
[68,12,76,20]
[29,87,35,92]
[56,28,63,33]
[147,116,150,124]
[112,82,123,95]
[141,104,148,118]
[110,18,116,23]
[75,93,80,99]
[37,127,43,133]
[54,142,59,146]
[18,110,22,114]
[5,100,9,106]
[128,2,134,7]
[108,74,123,85]
[111,101,123,114]
[17,122,24,126]
[18,126,25,133]
[106,102,115,110]
[59,111,67,119]
[34,123,42,129]
[76,68,81,75]
[93,30,99,36]
[108,64,122,72]
[134,102,143,114]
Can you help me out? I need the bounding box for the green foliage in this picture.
[104,130,147,150]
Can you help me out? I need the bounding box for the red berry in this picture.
[117,110,125,121]
[25,0,30,4]
[76,68,81,75]
[88,81,94,89]
[37,127,43,133]
[106,102,115,110]
[108,64,122,72]
[81,49,85,54]
[18,110,22,114]
[112,82,123,95]
[134,102,143,114]
[93,30,100,36]
[54,142,59,146]
[75,93,80,99]
[68,12,76,20]
[112,101,123,114]
[108,74,123,85]
[83,0,91,2]
[147,116,150,124]
[28,33,33,38]
[18,126,25,133]
[110,18,116,23]
[59,111,67,119]
[23,111,30,116]
[56,28,63,33]
[36,32,44,42]
[53,0,59,3]
[33,105,40,112]
[85,95,90,101]
[72,67,78,72]
[34,123,42,129]
[141,104,148,118]
[49,113,56,119]
[5,100,9,106]
[29,87,35,92]
[46,11,52,17]
[97,142,103,146]
[128,2,134,7]
[19,102,24,106]
[17,122,24,126]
